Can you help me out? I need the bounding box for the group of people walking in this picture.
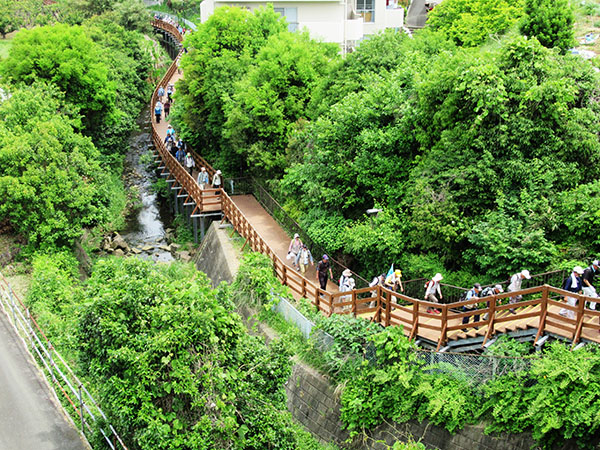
[154,83,175,124]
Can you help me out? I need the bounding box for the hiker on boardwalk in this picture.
[560,266,584,319]
[424,273,443,314]
[212,169,222,192]
[157,85,165,102]
[164,99,172,119]
[287,233,302,270]
[175,146,185,164]
[480,284,504,320]
[154,100,162,123]
[462,283,482,330]
[582,260,599,310]
[167,83,174,102]
[507,269,531,314]
[369,273,385,307]
[339,268,356,309]
[384,269,404,293]
[197,167,209,189]
[184,153,195,175]
[316,255,333,291]
[294,244,314,274]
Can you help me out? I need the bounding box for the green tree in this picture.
[223,31,338,178]
[427,0,524,47]
[0,83,113,248]
[77,257,312,450]
[519,0,574,52]
[112,0,151,33]
[173,6,287,174]
[0,0,17,38]
[1,24,117,139]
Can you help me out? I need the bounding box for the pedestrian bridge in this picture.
[152,19,600,351]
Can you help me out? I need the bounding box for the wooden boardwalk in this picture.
[151,20,600,350]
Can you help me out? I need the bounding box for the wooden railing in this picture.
[150,20,600,350]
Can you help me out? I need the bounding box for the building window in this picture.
[356,0,374,22]
[274,7,298,32]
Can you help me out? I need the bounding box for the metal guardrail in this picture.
[0,273,128,450]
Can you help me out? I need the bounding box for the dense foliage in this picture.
[519,0,575,53]
[337,324,600,449]
[0,7,153,249]
[177,3,597,284]
[427,0,524,47]
[27,256,331,450]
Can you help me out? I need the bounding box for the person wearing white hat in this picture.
[184,152,195,175]
[339,268,356,309]
[582,260,600,310]
[560,266,584,319]
[212,169,222,192]
[287,233,303,270]
[507,269,531,314]
[424,273,443,314]
[197,167,209,189]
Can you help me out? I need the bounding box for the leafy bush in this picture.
[520,0,575,53]
[312,314,381,379]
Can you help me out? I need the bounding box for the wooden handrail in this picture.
[149,20,600,348]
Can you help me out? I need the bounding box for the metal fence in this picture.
[227,176,370,288]
[0,273,128,450]
[414,349,536,385]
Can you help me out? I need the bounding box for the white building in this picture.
[199,0,405,51]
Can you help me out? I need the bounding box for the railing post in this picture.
[482,295,496,346]
[9,288,16,325]
[534,285,549,346]
[78,384,84,435]
[573,292,586,344]
[385,290,391,327]
[352,290,357,317]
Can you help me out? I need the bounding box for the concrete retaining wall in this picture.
[193,222,240,287]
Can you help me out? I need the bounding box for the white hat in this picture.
[574,266,585,275]
[593,260,599,266]
[201,167,206,171]
[342,269,352,277]
[521,270,531,279]
[216,170,221,175]
[294,233,299,239]
[494,284,504,293]
[432,273,443,282]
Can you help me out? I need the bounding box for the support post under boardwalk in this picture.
[193,216,198,243]
[174,189,178,215]
[200,216,205,240]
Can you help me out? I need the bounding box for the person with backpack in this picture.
[424,273,443,314]
[560,266,584,319]
[294,244,314,274]
[369,273,385,307]
[164,99,172,119]
[175,146,185,164]
[480,284,504,320]
[184,153,195,175]
[582,260,599,310]
[507,269,531,314]
[154,100,162,123]
[384,269,404,293]
[338,269,356,310]
[157,85,165,102]
[461,283,482,330]
[197,167,209,189]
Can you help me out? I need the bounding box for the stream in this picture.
[120,108,175,263]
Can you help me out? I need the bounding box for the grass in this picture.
[0,36,13,59]
[573,0,600,56]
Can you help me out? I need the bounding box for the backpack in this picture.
[458,290,469,302]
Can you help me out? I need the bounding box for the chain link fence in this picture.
[414,349,537,385]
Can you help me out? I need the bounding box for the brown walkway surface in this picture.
[231,195,339,294]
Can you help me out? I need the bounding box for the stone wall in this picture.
[285,361,540,450]
[193,222,240,287]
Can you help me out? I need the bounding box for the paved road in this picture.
[0,313,88,450]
